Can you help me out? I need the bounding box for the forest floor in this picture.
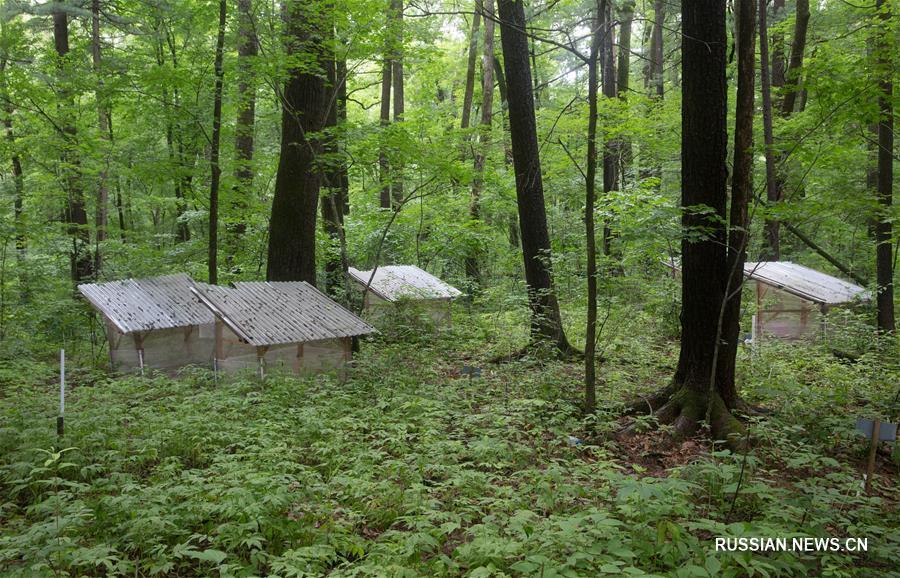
[0,306,897,577]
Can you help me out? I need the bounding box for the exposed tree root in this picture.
[625,382,676,415]
[621,384,746,450]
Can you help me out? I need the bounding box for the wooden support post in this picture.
[214,319,224,375]
[256,345,269,379]
[865,419,881,494]
[133,332,145,375]
[341,337,352,381]
[297,342,304,374]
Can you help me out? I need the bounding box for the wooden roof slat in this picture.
[190,281,375,346]
[78,274,214,333]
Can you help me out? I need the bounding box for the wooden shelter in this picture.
[348,265,462,323]
[190,281,375,376]
[744,261,868,340]
[78,274,215,373]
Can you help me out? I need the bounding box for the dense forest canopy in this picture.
[0,0,897,575]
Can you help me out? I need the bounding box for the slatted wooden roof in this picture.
[190,281,375,346]
[78,274,214,334]
[348,265,462,302]
[744,261,869,305]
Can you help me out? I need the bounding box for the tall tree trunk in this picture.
[584,0,602,414]
[378,32,392,208]
[493,55,513,167]
[460,0,482,131]
[759,0,780,260]
[391,0,404,204]
[321,43,350,298]
[875,0,894,332]
[638,0,741,441]
[208,0,226,285]
[615,0,634,191]
[466,0,494,286]
[648,0,664,98]
[107,115,126,241]
[233,0,258,238]
[266,0,327,284]
[717,0,756,396]
[599,0,617,259]
[0,55,25,268]
[494,54,519,247]
[780,0,809,116]
[337,58,350,215]
[160,25,191,243]
[497,0,572,353]
[771,0,786,103]
[91,0,109,275]
[54,0,92,284]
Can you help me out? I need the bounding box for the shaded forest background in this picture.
[0,0,895,350]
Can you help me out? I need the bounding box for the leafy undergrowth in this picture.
[0,312,897,577]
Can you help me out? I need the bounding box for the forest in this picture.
[0,0,898,575]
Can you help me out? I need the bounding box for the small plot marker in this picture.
[58,349,65,438]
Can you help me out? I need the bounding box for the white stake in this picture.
[58,349,65,437]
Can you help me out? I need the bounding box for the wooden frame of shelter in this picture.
[78,274,216,373]
[347,265,463,324]
[190,281,375,378]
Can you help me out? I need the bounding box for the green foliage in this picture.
[1,304,896,577]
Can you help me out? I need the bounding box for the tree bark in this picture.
[91,0,109,275]
[648,0,664,98]
[208,0,226,285]
[337,58,350,215]
[584,0,602,413]
[159,25,191,243]
[717,0,756,397]
[233,0,258,238]
[321,40,350,299]
[494,54,513,167]
[599,0,617,259]
[378,21,392,209]
[391,0,404,204]
[466,0,494,286]
[875,0,894,332]
[494,54,519,247]
[615,0,634,191]
[780,0,809,116]
[642,0,741,441]
[0,53,25,265]
[497,0,572,353]
[759,0,780,260]
[460,0,482,131]
[771,0,786,101]
[54,0,93,284]
[266,0,327,284]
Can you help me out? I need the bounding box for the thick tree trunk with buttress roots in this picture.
[632,0,742,443]
[497,0,572,353]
